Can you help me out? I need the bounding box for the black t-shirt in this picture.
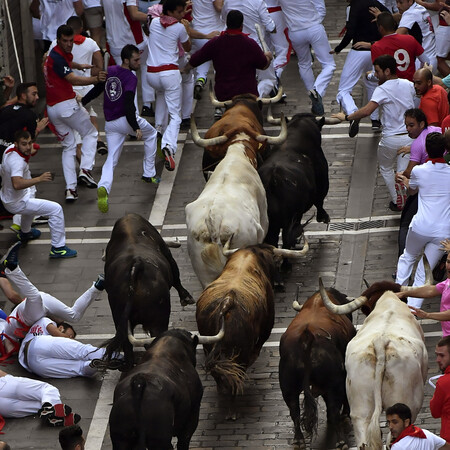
[0,103,37,143]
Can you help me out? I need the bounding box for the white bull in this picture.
[185,133,269,288]
[319,279,429,450]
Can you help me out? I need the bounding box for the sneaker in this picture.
[94,274,105,291]
[141,175,161,184]
[309,89,324,116]
[39,403,72,419]
[388,201,402,212]
[348,119,360,138]
[141,104,154,117]
[395,182,408,210]
[0,241,21,270]
[97,186,109,213]
[18,228,41,242]
[371,119,382,131]
[194,77,206,100]
[46,412,81,427]
[65,189,78,203]
[49,245,77,259]
[97,140,108,155]
[162,147,175,171]
[89,357,125,371]
[78,169,98,189]
[214,107,223,120]
[9,224,20,233]
[180,118,190,131]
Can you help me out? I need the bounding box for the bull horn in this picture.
[163,237,181,248]
[267,103,292,124]
[101,249,106,262]
[256,113,287,145]
[197,296,234,344]
[318,116,342,125]
[400,254,434,292]
[128,322,156,347]
[363,278,370,289]
[319,277,367,315]
[258,85,284,104]
[209,81,233,108]
[222,236,239,256]
[292,300,302,311]
[190,115,228,148]
[272,238,309,258]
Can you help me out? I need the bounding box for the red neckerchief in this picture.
[0,413,4,434]
[73,34,86,45]
[5,146,30,163]
[160,15,178,28]
[220,29,249,36]
[391,425,426,445]
[426,157,447,164]
[54,44,73,64]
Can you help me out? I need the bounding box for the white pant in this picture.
[289,23,336,96]
[47,98,97,190]
[396,229,446,307]
[110,42,155,105]
[436,25,450,58]
[21,336,106,378]
[336,49,379,120]
[4,267,98,340]
[377,134,412,203]
[4,196,65,248]
[0,374,61,418]
[191,38,211,81]
[100,115,157,193]
[147,70,182,153]
[257,63,278,97]
[267,9,291,77]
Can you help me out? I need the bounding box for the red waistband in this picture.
[268,6,282,12]
[147,64,178,73]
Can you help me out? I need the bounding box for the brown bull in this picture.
[195,244,277,419]
[279,289,356,450]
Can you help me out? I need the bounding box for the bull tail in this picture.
[299,327,318,436]
[201,243,226,273]
[131,374,147,449]
[104,258,144,360]
[367,337,387,449]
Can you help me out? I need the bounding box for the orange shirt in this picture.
[419,85,449,126]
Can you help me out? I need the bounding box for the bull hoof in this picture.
[180,294,195,307]
[225,412,237,421]
[336,441,349,450]
[317,209,330,224]
[293,439,306,450]
[280,260,292,274]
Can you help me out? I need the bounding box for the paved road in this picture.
[0,1,446,448]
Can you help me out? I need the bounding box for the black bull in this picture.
[109,329,203,450]
[103,213,194,364]
[258,114,330,251]
[279,288,356,450]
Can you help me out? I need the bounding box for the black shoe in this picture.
[141,105,154,117]
[194,77,206,100]
[97,140,108,155]
[0,241,21,271]
[309,89,324,116]
[371,119,382,131]
[349,119,360,138]
[388,201,402,212]
[89,357,125,370]
[180,118,190,130]
[94,274,105,291]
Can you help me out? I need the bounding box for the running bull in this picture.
[103,213,194,366]
[320,268,431,450]
[279,288,356,450]
[196,243,308,419]
[109,316,228,450]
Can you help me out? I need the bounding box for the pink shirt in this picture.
[410,126,441,163]
[438,278,450,336]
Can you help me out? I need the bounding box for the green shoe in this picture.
[97,187,108,213]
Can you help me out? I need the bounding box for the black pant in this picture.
[398,193,418,257]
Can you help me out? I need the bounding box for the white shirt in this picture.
[49,36,100,95]
[83,0,101,7]
[192,0,224,34]
[102,0,146,51]
[146,20,189,67]
[222,0,275,43]
[278,0,325,31]
[409,161,450,237]
[399,2,436,62]
[39,0,78,42]
[370,78,416,136]
[22,318,54,346]
[0,146,32,206]
[391,428,446,449]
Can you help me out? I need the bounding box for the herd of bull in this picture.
[99,93,433,450]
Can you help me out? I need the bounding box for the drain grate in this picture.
[328,222,355,231]
[328,219,387,232]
